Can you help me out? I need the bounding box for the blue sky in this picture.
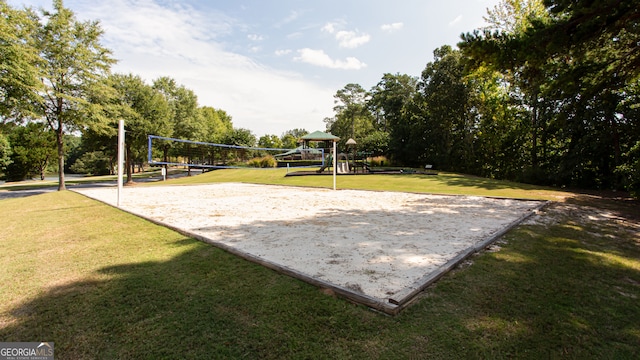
[9,0,500,137]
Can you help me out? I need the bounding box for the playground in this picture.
[75,182,543,313]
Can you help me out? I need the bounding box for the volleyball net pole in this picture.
[332,139,337,190]
[117,120,124,207]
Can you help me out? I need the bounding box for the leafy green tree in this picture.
[465,65,527,180]
[222,128,256,147]
[461,0,639,191]
[199,106,232,143]
[462,0,553,174]
[280,129,307,149]
[0,1,40,120]
[368,73,417,161]
[5,122,56,181]
[0,131,12,172]
[326,83,375,149]
[221,128,257,164]
[153,77,201,140]
[280,134,298,150]
[416,45,477,171]
[33,0,115,190]
[531,0,640,93]
[282,128,308,139]
[369,73,417,132]
[258,134,283,149]
[359,130,389,156]
[69,150,111,175]
[109,73,171,182]
[63,134,83,173]
[482,0,546,34]
[153,77,204,174]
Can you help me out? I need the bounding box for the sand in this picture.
[74,183,541,304]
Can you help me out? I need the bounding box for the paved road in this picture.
[0,181,116,201]
[0,172,190,201]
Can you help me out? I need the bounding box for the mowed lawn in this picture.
[1,170,639,359]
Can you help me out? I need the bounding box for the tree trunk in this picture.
[56,123,66,191]
[531,96,539,169]
[126,143,133,183]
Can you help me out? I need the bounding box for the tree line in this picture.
[323,0,639,197]
[2,0,639,197]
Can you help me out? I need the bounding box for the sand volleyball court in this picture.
[75,183,543,313]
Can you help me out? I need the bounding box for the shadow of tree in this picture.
[397,217,640,357]
[1,237,383,359]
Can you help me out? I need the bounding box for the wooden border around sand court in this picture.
[74,183,547,315]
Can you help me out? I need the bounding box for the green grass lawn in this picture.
[160,168,570,200]
[1,170,639,359]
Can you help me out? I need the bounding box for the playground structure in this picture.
[290,131,374,175]
[315,152,372,174]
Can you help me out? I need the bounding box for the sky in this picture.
[8,0,500,138]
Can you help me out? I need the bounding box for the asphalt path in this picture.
[0,171,190,201]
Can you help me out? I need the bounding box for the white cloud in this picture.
[294,48,367,70]
[381,22,404,32]
[247,34,264,41]
[321,22,338,34]
[449,15,463,26]
[335,30,370,48]
[286,32,304,40]
[275,49,292,56]
[72,0,333,136]
[321,22,370,48]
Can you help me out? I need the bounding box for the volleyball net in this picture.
[147,135,326,169]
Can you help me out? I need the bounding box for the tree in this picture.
[531,0,640,92]
[326,83,375,149]
[5,122,56,181]
[199,106,232,143]
[258,134,283,149]
[0,1,40,120]
[69,150,111,175]
[280,128,308,149]
[369,73,417,132]
[280,134,298,150]
[368,73,417,161]
[482,0,546,34]
[153,77,202,141]
[359,130,389,156]
[416,46,477,171]
[222,128,256,147]
[34,0,115,190]
[460,0,640,192]
[462,0,553,174]
[109,73,171,183]
[0,131,11,172]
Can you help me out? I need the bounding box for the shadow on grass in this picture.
[425,173,547,191]
[1,238,382,359]
[1,198,639,358]
[398,220,640,357]
[565,193,640,222]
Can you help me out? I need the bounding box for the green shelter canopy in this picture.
[300,131,340,142]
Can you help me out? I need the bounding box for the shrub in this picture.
[70,151,112,175]
[370,156,391,167]
[247,156,277,168]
